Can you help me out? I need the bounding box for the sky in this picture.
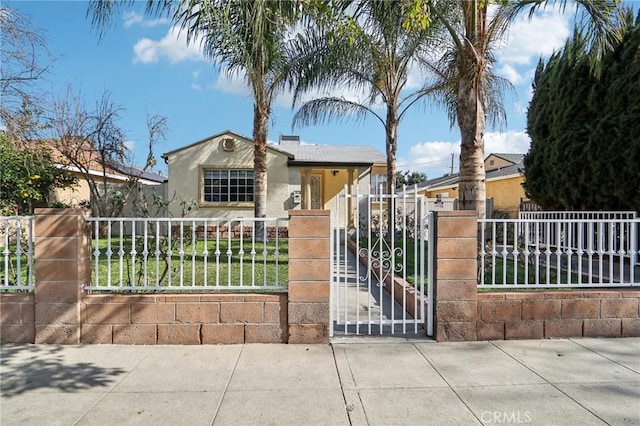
[6,1,635,179]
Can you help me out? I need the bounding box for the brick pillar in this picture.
[34,208,91,344]
[434,211,478,341]
[287,210,331,344]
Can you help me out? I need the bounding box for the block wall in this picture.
[477,290,640,339]
[1,208,334,345]
[80,294,288,344]
[433,211,479,341]
[3,207,638,345]
[0,294,35,343]
[287,210,331,344]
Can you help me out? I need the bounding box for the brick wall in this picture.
[34,208,90,344]
[81,294,287,344]
[433,211,479,341]
[433,210,640,341]
[0,293,35,343]
[287,210,331,344]
[4,207,639,345]
[477,290,640,340]
[1,208,331,345]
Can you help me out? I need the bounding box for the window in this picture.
[371,173,387,195]
[203,169,254,202]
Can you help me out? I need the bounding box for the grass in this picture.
[0,254,33,289]
[480,255,580,288]
[91,237,288,290]
[354,236,583,291]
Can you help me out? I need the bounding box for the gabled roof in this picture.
[161,130,294,159]
[35,139,166,184]
[414,173,460,191]
[162,130,386,166]
[486,161,523,179]
[417,153,524,191]
[277,144,386,166]
[487,153,525,164]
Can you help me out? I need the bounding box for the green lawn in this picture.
[353,236,583,290]
[91,237,288,290]
[0,254,33,288]
[480,255,580,287]
[0,238,33,288]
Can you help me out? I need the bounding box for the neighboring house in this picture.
[162,131,387,224]
[43,142,168,216]
[415,153,525,217]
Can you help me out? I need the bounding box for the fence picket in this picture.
[479,216,640,288]
[84,217,288,291]
[0,216,34,291]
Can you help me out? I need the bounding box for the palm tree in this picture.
[290,0,441,199]
[88,0,301,223]
[427,0,624,218]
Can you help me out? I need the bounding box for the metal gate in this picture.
[330,191,434,337]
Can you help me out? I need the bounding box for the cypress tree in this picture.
[524,13,640,211]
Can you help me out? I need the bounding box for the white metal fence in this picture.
[85,217,289,291]
[479,217,640,288]
[1,216,35,291]
[332,190,433,336]
[519,211,637,220]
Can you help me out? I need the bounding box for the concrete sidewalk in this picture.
[1,338,639,425]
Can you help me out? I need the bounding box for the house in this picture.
[416,153,525,217]
[43,141,167,215]
[161,131,387,223]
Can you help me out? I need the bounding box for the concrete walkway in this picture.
[2,338,639,425]
[332,240,429,340]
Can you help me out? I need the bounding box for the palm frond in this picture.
[292,97,384,129]
[513,0,625,73]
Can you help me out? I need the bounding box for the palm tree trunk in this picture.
[457,73,486,219]
[253,100,269,241]
[386,106,398,237]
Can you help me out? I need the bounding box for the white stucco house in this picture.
[161,130,387,222]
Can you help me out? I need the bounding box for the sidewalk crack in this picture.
[210,345,243,426]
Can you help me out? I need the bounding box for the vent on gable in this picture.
[221,138,236,152]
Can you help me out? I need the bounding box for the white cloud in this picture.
[208,70,375,111]
[398,140,461,177]
[497,63,523,85]
[123,11,169,28]
[399,130,531,178]
[484,130,530,154]
[133,27,204,64]
[123,140,135,151]
[513,101,527,117]
[498,7,570,66]
[191,70,203,90]
[210,71,251,96]
[495,6,570,87]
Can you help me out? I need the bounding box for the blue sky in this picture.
[8,1,632,178]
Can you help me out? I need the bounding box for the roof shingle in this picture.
[274,144,386,165]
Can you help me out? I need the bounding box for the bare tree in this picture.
[49,87,167,218]
[0,6,52,139]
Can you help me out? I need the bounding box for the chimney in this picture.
[279,135,300,147]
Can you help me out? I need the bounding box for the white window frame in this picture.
[371,173,387,195]
[202,168,254,203]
